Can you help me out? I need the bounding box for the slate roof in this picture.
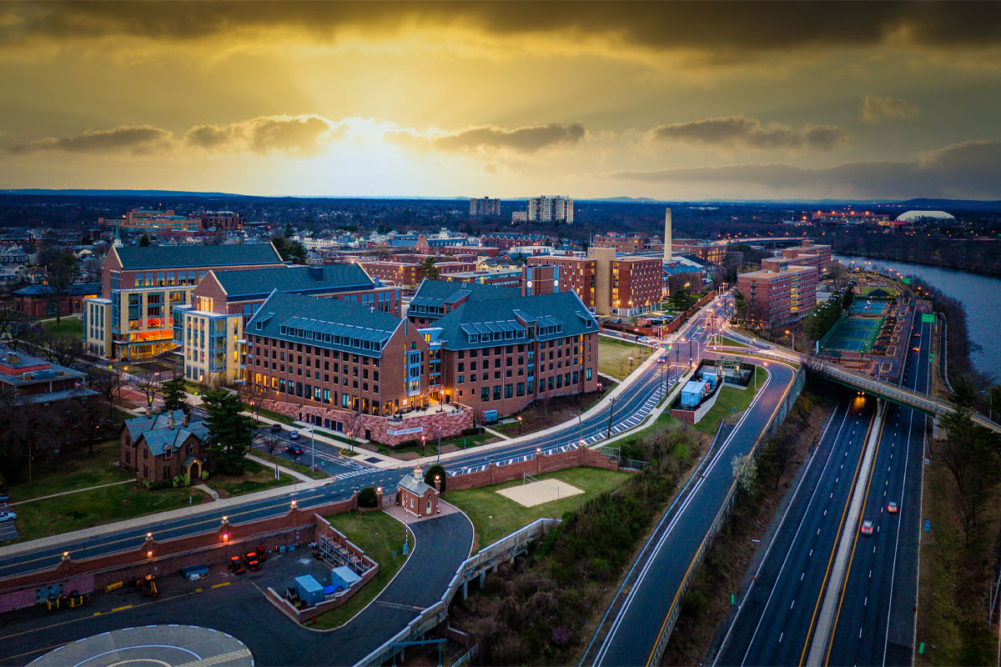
[115,243,282,270]
[246,291,403,357]
[14,282,100,297]
[398,466,435,496]
[124,409,210,456]
[409,279,519,310]
[211,264,374,301]
[432,290,598,350]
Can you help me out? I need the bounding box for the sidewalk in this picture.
[0,474,329,559]
[246,453,317,483]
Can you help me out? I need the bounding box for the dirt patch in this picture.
[661,389,832,666]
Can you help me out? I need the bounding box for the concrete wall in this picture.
[447,446,619,491]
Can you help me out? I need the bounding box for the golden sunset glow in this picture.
[4,2,1001,198]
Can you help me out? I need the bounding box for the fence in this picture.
[354,518,561,667]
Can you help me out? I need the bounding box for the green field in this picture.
[719,335,748,348]
[599,337,650,380]
[207,459,294,497]
[444,466,632,550]
[42,317,83,338]
[252,449,329,479]
[6,439,132,503]
[312,511,412,629]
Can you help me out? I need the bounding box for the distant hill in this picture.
[0,189,248,198]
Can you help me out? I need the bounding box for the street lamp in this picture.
[785,329,795,351]
[517,416,523,435]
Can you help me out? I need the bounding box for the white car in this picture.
[289,430,300,440]
[0,510,17,522]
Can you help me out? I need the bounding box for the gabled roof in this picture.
[211,264,374,301]
[409,279,519,311]
[432,290,598,350]
[124,409,210,456]
[398,467,435,496]
[246,291,403,357]
[114,243,282,270]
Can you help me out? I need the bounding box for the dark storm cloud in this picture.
[432,123,586,154]
[6,125,173,154]
[6,2,1001,55]
[612,141,1001,199]
[652,116,849,150]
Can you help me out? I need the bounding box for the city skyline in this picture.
[3,2,1001,199]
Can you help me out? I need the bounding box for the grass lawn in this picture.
[491,381,618,438]
[11,484,205,543]
[206,459,294,498]
[252,450,328,480]
[599,337,651,380]
[241,403,295,425]
[7,439,132,503]
[444,466,632,551]
[311,510,412,629]
[691,367,767,435]
[719,335,748,348]
[42,317,83,338]
[374,430,496,457]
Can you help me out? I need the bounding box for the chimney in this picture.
[182,411,190,427]
[167,411,175,429]
[663,208,672,263]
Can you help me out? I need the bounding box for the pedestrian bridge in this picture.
[804,357,1001,434]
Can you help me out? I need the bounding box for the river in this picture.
[834,255,1001,381]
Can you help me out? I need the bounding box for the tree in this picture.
[201,388,254,475]
[161,376,187,412]
[40,328,85,369]
[669,285,691,311]
[40,249,80,326]
[358,486,378,508]
[424,464,447,493]
[135,369,161,412]
[88,366,124,419]
[271,236,307,264]
[139,234,151,247]
[417,256,440,281]
[733,289,748,322]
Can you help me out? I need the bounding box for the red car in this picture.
[887,502,899,514]
[860,519,874,536]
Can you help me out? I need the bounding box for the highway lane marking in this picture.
[111,604,133,612]
[801,573,805,581]
[797,409,876,667]
[821,414,887,666]
[210,582,230,589]
[779,633,784,643]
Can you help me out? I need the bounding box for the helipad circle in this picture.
[30,625,253,667]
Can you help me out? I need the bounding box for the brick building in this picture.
[406,280,521,327]
[174,264,399,386]
[469,197,501,217]
[83,243,283,360]
[780,240,833,275]
[672,240,727,265]
[13,282,99,318]
[527,248,660,316]
[356,259,476,288]
[737,257,819,328]
[120,410,210,485]
[0,348,96,406]
[526,254,596,309]
[593,232,658,254]
[199,211,244,233]
[397,465,440,517]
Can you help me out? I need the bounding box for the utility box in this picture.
[294,575,324,606]
[680,380,705,408]
[483,409,498,424]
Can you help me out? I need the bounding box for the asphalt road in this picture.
[591,356,799,667]
[0,511,473,667]
[715,317,930,667]
[825,317,929,667]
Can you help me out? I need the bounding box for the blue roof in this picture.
[211,264,374,301]
[115,243,282,270]
[124,410,209,455]
[14,282,100,296]
[431,291,598,350]
[246,291,403,358]
[408,279,520,319]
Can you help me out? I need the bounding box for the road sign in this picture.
[921,313,935,323]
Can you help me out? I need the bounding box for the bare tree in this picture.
[88,366,124,419]
[40,329,85,369]
[135,369,161,413]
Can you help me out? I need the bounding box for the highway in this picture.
[588,355,800,667]
[824,317,929,666]
[715,316,930,666]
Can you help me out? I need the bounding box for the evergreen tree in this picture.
[201,388,254,475]
[417,256,440,281]
[161,376,187,412]
[424,464,447,493]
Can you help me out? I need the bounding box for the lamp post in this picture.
[517,416,523,436]
[785,329,795,351]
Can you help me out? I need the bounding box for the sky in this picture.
[3,1,1001,201]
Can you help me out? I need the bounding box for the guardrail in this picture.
[354,517,561,667]
[643,365,806,665]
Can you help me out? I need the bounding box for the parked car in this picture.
[860,519,874,536]
[0,510,17,522]
[289,430,299,440]
[270,424,282,433]
[285,445,304,457]
[887,501,899,514]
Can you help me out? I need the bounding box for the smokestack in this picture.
[663,208,673,263]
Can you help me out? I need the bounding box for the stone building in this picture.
[120,410,210,485]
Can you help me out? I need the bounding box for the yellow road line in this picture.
[798,410,876,666]
[110,604,132,612]
[210,582,230,589]
[823,416,887,665]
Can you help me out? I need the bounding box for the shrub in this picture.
[358,486,378,508]
[424,464,447,493]
[200,470,209,481]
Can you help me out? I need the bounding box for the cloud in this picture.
[185,115,339,154]
[611,140,1001,199]
[7,2,1001,58]
[6,125,173,155]
[430,123,586,154]
[860,95,921,124]
[7,115,339,156]
[651,116,849,151]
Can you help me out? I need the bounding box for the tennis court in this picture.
[850,300,889,316]
[823,316,883,353]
